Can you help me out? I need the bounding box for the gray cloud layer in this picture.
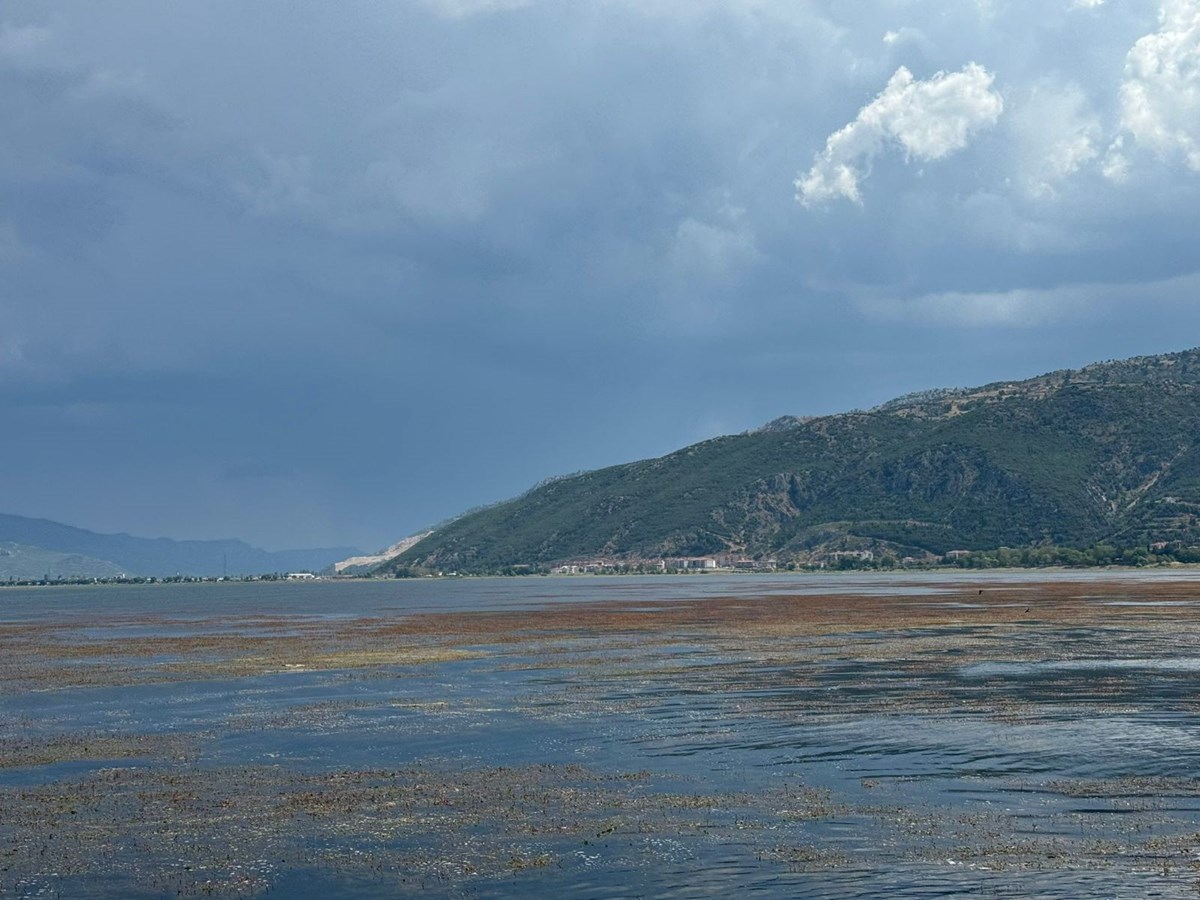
[2,1,1200,550]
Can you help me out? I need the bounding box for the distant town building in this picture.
[666,557,718,570]
[832,550,874,562]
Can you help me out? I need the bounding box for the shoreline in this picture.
[7,561,1200,591]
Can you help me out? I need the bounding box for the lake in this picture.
[3,571,1200,897]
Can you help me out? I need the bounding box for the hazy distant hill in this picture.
[0,514,357,578]
[385,348,1200,572]
[0,542,128,581]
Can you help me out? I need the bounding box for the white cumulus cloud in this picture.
[1116,0,1200,172]
[796,63,1004,206]
[1007,82,1101,197]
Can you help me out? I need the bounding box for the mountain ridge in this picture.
[382,347,1200,573]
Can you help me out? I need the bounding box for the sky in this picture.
[3,0,1200,552]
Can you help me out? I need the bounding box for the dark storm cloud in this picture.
[2,1,1200,549]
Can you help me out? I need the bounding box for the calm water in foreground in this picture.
[4,571,1200,898]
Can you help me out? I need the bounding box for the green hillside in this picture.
[384,349,1200,573]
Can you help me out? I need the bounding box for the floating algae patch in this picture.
[177,646,486,680]
[268,647,485,671]
[0,762,842,898]
[1053,776,1200,795]
[0,622,484,694]
[0,733,194,773]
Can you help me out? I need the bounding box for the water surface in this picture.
[3,571,1200,897]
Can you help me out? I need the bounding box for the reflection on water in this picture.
[3,572,1200,897]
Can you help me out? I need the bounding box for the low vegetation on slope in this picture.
[384,349,1200,574]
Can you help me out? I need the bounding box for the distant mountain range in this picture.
[382,347,1200,573]
[0,514,357,579]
